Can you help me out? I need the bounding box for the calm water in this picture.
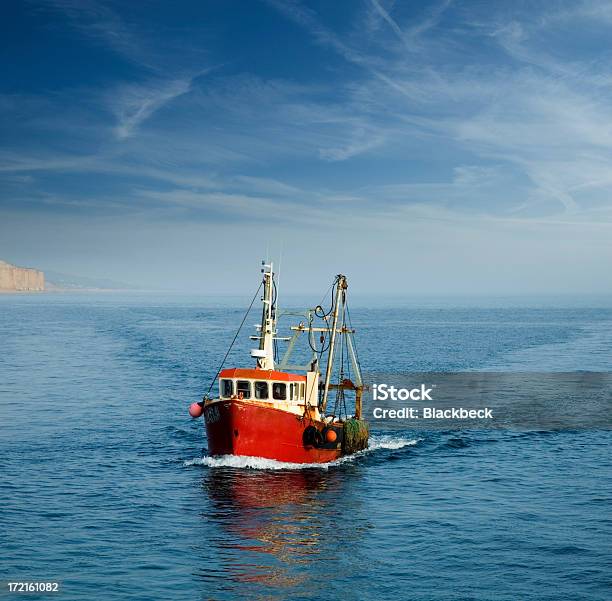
[1,293,611,600]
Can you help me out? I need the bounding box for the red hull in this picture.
[204,400,341,464]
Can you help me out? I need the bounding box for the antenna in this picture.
[276,242,283,313]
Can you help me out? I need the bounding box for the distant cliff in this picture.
[0,260,45,291]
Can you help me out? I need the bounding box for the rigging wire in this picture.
[333,297,350,419]
[344,301,363,418]
[333,301,345,417]
[308,276,338,409]
[314,277,336,318]
[204,280,263,398]
[272,276,279,362]
[345,301,362,374]
[308,275,339,357]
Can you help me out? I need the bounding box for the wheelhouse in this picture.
[218,368,306,402]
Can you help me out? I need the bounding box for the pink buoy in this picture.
[189,402,203,418]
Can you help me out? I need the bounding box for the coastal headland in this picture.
[0,260,44,292]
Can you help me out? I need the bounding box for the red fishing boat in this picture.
[189,262,368,463]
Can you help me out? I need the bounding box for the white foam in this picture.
[184,435,420,471]
[368,434,421,451]
[185,455,334,470]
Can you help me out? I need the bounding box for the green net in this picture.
[342,419,369,454]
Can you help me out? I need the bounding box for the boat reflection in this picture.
[197,465,367,597]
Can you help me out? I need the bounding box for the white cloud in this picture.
[268,1,612,216]
[111,77,194,140]
[4,0,612,229]
[33,0,151,67]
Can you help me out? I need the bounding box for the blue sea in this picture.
[1,293,611,600]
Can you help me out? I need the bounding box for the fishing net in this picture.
[342,419,369,454]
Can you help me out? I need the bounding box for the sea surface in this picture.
[1,292,611,601]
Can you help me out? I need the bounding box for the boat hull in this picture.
[204,399,342,464]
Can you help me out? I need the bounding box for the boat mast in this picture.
[320,274,347,413]
[254,262,276,370]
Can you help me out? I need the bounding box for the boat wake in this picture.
[184,435,420,471]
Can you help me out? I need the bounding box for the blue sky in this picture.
[1,0,611,294]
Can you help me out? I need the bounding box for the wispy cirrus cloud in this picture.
[110,76,197,140]
[265,0,612,217]
[1,0,610,293]
[32,0,151,67]
[4,1,612,228]
[369,0,453,47]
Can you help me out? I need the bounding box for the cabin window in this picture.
[300,383,305,400]
[236,380,251,399]
[272,382,286,400]
[254,381,269,400]
[220,379,233,398]
[289,383,294,400]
